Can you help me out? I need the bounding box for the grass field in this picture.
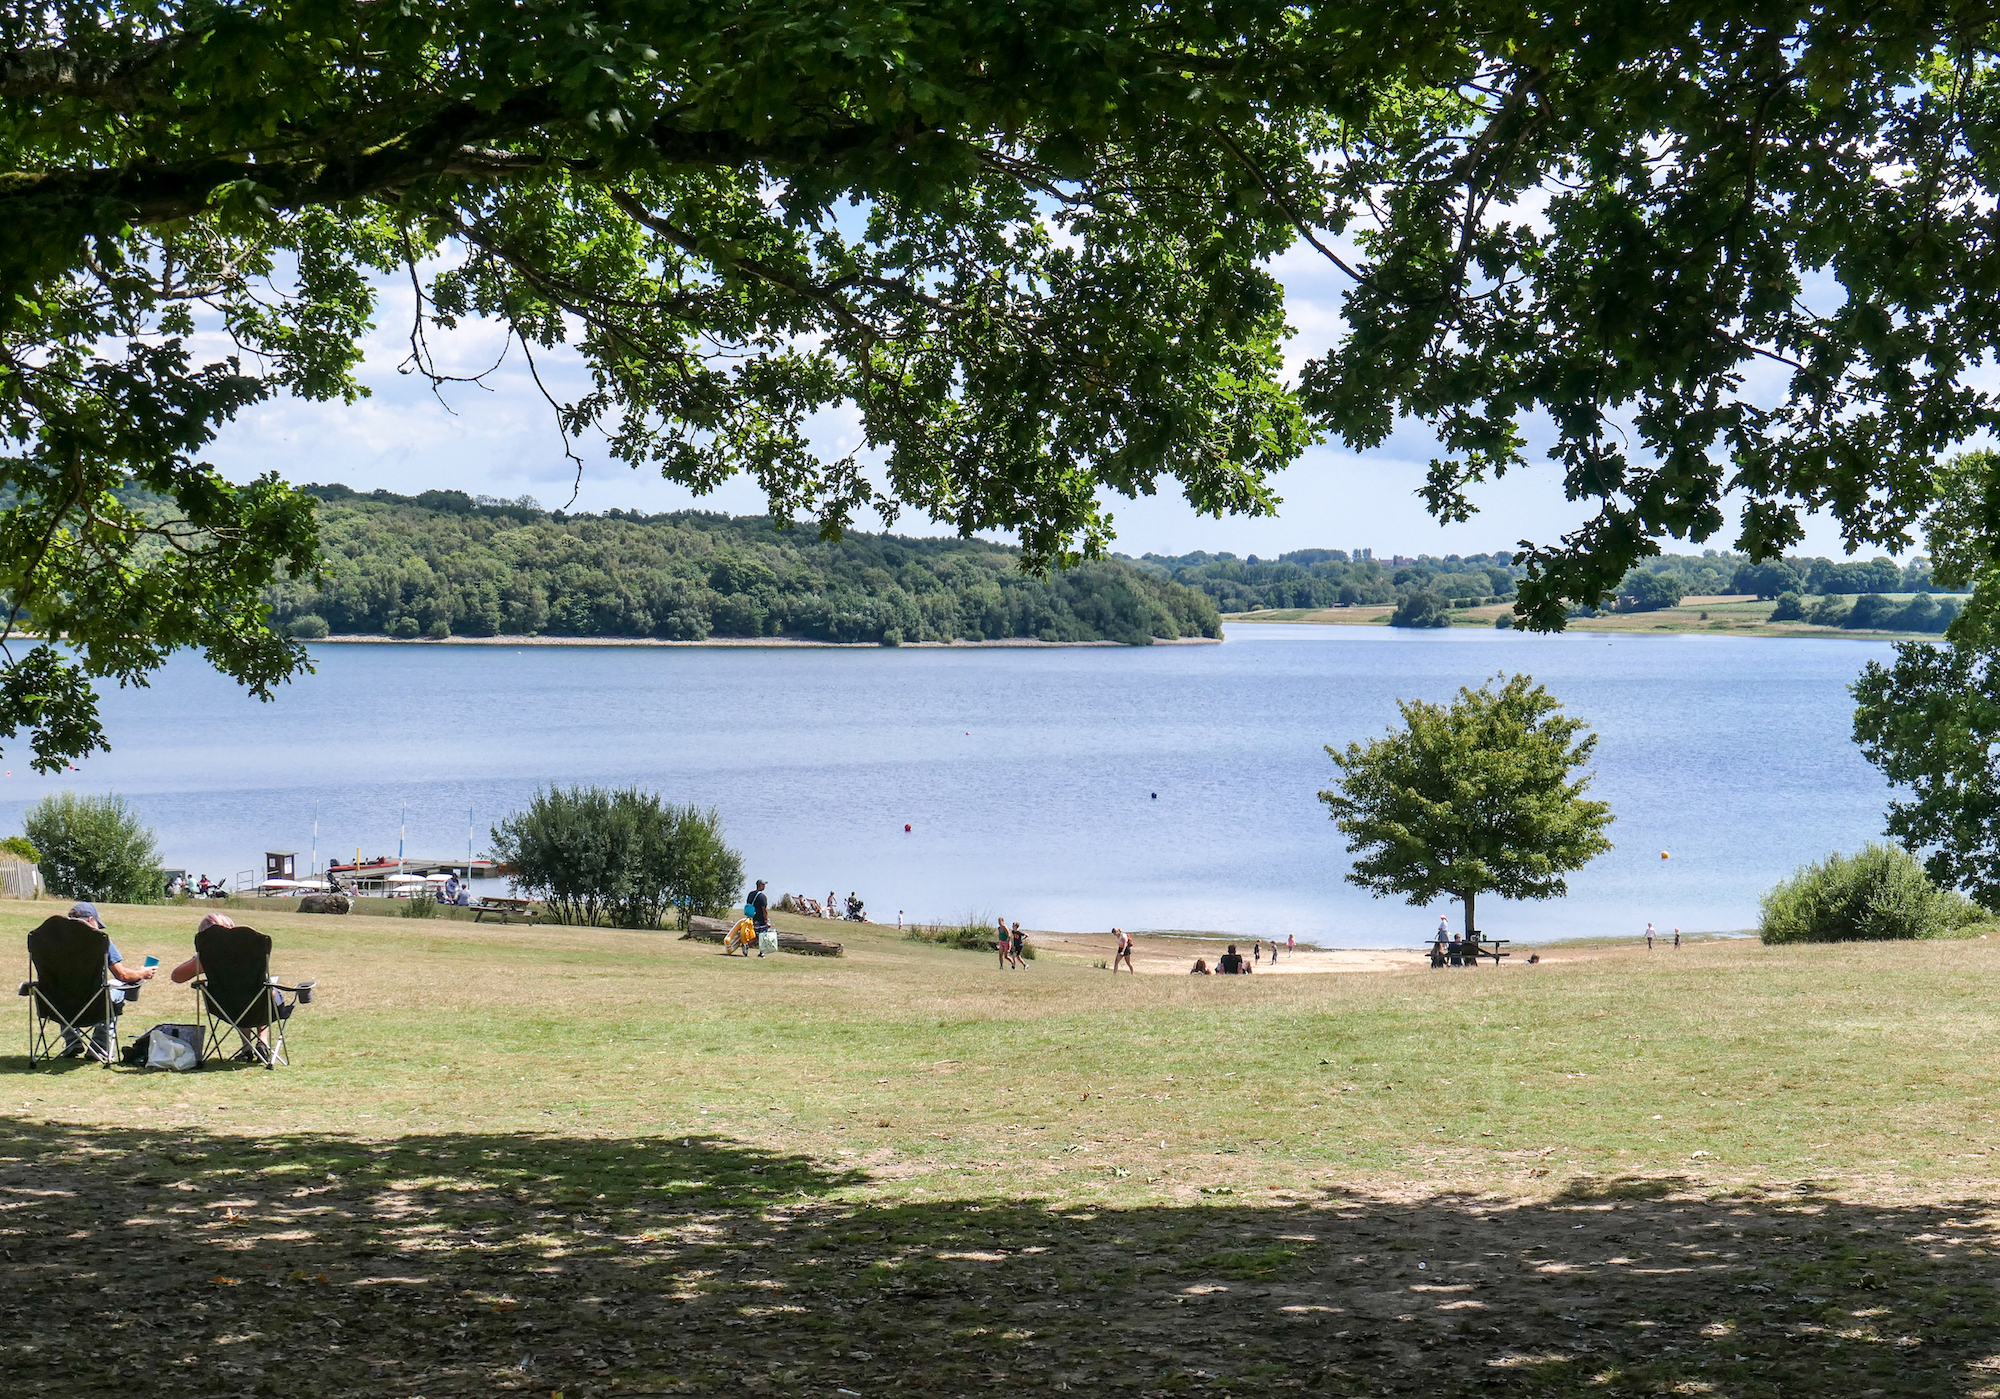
[1225,593,1966,639]
[8,898,2000,1397]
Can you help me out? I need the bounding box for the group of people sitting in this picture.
[1190,937,1289,974]
[1429,926,1488,967]
[786,890,865,921]
[45,902,303,1063]
[434,874,473,907]
[166,874,228,899]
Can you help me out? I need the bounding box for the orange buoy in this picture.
[1660,851,1670,860]
[904,824,912,832]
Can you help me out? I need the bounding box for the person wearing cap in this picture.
[60,902,156,1058]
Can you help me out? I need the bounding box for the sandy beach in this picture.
[1027,927,1429,974]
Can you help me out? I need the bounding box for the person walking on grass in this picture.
[1112,927,1135,973]
[1010,921,1027,969]
[750,879,774,958]
[1287,933,1296,956]
[996,918,1012,970]
[1646,921,1655,950]
[1673,927,1681,949]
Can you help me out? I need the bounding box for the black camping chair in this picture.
[190,924,315,1069]
[20,916,121,1066]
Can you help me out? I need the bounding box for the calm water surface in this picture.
[0,627,1901,946]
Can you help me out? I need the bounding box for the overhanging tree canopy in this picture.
[9,0,2000,766]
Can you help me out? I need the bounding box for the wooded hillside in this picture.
[265,488,1220,646]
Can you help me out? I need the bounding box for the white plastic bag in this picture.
[146,1023,204,1071]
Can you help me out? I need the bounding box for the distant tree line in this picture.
[266,487,1220,646]
[1142,544,1955,632]
[1137,548,1516,613]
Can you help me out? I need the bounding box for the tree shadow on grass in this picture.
[3,1120,1998,1398]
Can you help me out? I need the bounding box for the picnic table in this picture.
[1427,935,1510,967]
[471,896,536,925]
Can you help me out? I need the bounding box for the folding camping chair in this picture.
[20,915,121,1066]
[189,923,315,1069]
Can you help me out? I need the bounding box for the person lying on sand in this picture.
[1190,957,1210,974]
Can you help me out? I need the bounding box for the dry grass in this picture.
[7,898,2000,1396]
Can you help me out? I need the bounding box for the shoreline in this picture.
[311,633,1222,649]
[1222,600,1944,641]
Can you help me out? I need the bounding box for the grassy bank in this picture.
[7,898,2000,1396]
[1228,592,1965,639]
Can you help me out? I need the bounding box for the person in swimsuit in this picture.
[996,918,1012,969]
[1112,928,1135,973]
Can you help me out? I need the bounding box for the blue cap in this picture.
[67,901,105,926]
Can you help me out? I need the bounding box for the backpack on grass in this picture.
[119,1022,205,1071]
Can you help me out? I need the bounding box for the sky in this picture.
[200,234,1865,564]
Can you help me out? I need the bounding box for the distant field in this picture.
[8,898,2000,1396]
[1227,592,1968,638]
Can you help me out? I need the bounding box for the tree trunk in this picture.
[1463,889,1477,942]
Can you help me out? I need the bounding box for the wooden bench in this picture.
[471,897,536,925]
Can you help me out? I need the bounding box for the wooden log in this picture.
[678,923,844,957]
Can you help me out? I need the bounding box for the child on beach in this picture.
[1112,928,1135,973]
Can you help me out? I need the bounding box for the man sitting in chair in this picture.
[60,901,155,1058]
[169,912,309,1063]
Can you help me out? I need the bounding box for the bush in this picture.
[1759,843,1986,943]
[1808,594,1850,626]
[0,834,38,862]
[399,895,438,918]
[491,786,744,928]
[1769,591,1805,622]
[1494,614,1515,629]
[22,792,162,904]
[389,616,421,639]
[1843,592,1896,630]
[1389,591,1450,628]
[426,619,451,640]
[1617,570,1685,611]
[906,914,1035,959]
[1886,593,1959,633]
[290,613,330,639]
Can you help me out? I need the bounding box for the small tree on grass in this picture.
[1320,674,1614,939]
[492,786,744,929]
[22,791,161,904]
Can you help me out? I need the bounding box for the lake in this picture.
[0,626,1903,946]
